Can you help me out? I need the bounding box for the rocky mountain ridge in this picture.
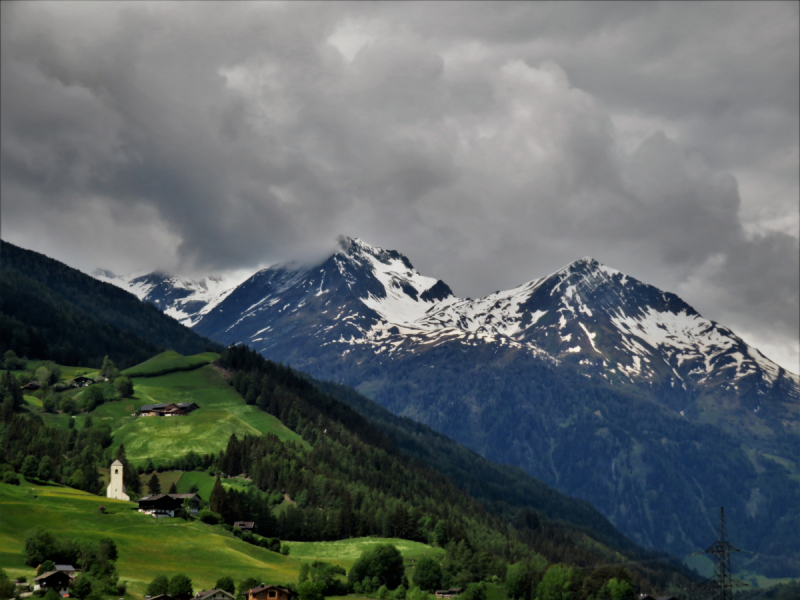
[99,237,797,421]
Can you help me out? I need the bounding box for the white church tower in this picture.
[107,459,130,501]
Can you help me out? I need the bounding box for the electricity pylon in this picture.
[696,507,748,600]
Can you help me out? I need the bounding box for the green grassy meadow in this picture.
[108,365,304,464]
[23,394,42,408]
[34,353,306,466]
[0,480,297,597]
[0,480,444,599]
[288,539,445,578]
[121,351,219,377]
[109,469,260,499]
[175,471,256,498]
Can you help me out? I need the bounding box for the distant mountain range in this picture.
[95,236,800,575]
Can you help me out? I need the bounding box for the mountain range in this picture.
[96,236,800,575]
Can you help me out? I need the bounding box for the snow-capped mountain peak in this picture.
[92,237,797,409]
[92,268,252,327]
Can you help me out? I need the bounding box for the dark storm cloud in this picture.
[1,1,797,370]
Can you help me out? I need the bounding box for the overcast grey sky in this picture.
[2,1,798,372]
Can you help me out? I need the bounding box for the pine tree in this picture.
[209,475,228,516]
[148,473,161,495]
[37,456,53,482]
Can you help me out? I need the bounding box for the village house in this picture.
[138,493,200,517]
[151,593,192,600]
[71,376,95,388]
[21,381,41,391]
[195,590,236,600]
[233,521,255,532]
[53,565,78,577]
[33,571,72,594]
[170,493,201,515]
[247,585,293,600]
[435,589,464,599]
[138,402,199,417]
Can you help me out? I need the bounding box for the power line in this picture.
[694,507,749,600]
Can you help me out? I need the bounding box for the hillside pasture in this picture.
[0,480,445,600]
[0,480,297,598]
[85,364,304,465]
[121,351,219,377]
[288,538,445,573]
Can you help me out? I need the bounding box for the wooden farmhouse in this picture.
[151,593,192,600]
[138,402,199,417]
[33,571,72,594]
[71,376,95,388]
[247,585,293,600]
[170,492,201,515]
[195,590,236,600]
[137,493,200,517]
[234,521,255,532]
[53,565,78,577]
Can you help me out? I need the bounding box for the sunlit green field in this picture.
[0,480,297,597]
[108,365,304,464]
[174,471,256,498]
[121,351,219,377]
[36,356,305,466]
[288,538,446,581]
[0,480,444,599]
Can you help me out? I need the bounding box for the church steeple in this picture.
[107,459,130,501]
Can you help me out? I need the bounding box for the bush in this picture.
[0,572,15,600]
[60,397,76,415]
[215,577,235,595]
[297,581,325,600]
[3,350,26,370]
[83,387,104,412]
[23,529,58,567]
[146,575,169,597]
[461,583,486,600]
[348,544,404,591]
[114,377,134,398]
[1,471,20,485]
[20,456,38,481]
[37,561,56,576]
[70,575,93,599]
[168,574,193,598]
[198,509,221,524]
[36,456,53,482]
[412,557,442,592]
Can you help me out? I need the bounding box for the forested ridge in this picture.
[210,345,698,596]
[0,240,220,369]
